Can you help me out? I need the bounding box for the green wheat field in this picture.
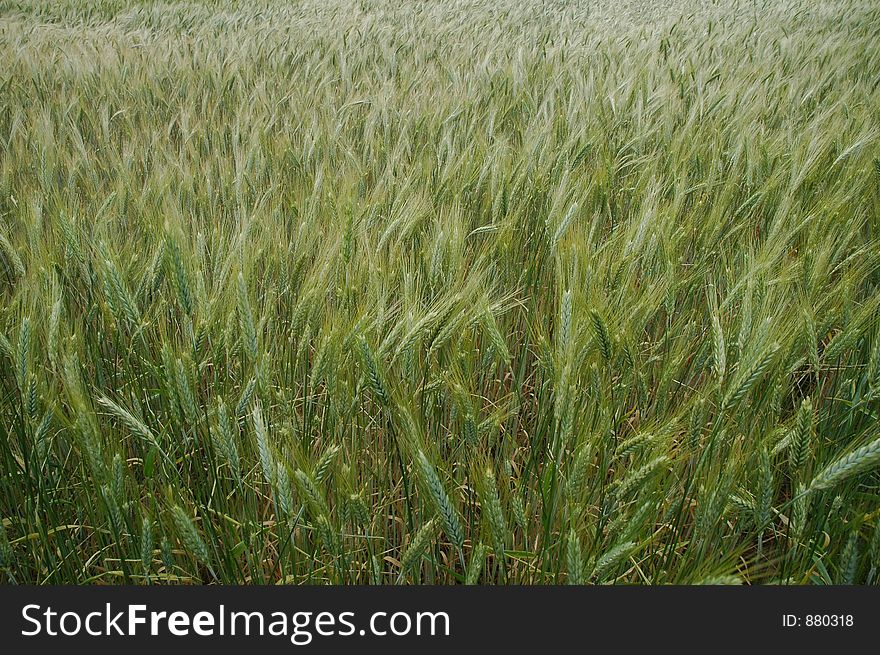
[1,0,880,585]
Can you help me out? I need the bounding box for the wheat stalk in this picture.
[170,505,211,565]
[396,518,437,584]
[416,450,464,554]
[809,436,880,492]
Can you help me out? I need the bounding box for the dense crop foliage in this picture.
[1,0,880,584]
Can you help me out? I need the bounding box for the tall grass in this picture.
[1,0,880,584]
